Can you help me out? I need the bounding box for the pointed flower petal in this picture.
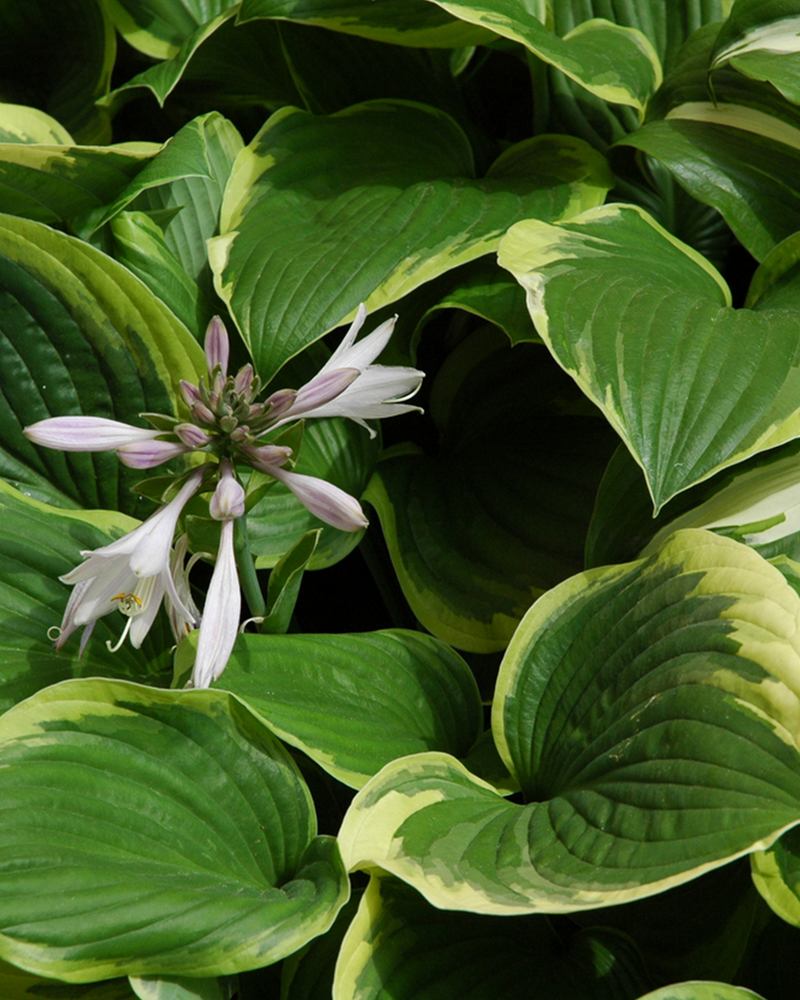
[191,518,240,688]
[24,416,161,451]
[268,306,423,435]
[268,465,368,531]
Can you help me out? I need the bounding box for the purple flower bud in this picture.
[240,444,293,469]
[204,316,229,378]
[174,423,214,448]
[179,380,201,409]
[210,462,246,520]
[191,400,217,426]
[116,440,192,469]
[234,364,255,397]
[263,388,296,421]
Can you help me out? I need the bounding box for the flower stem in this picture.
[234,516,265,623]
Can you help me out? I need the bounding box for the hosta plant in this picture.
[5,1,800,998]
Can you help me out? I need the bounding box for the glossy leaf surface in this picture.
[0,679,349,980]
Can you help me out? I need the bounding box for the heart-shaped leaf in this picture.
[340,530,800,914]
[334,874,653,1000]
[0,679,349,980]
[0,213,205,513]
[209,102,611,380]
[499,202,800,512]
[216,629,482,788]
[365,336,617,651]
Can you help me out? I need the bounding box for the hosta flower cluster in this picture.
[25,307,423,687]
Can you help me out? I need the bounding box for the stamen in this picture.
[106,615,134,653]
[112,592,143,616]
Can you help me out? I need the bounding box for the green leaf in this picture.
[249,416,381,570]
[260,529,320,633]
[0,213,205,514]
[102,0,239,58]
[570,859,765,986]
[340,530,800,914]
[0,104,157,224]
[0,1,115,142]
[0,481,174,717]
[106,11,237,105]
[335,874,653,1000]
[237,0,493,47]
[129,974,237,999]
[751,825,800,926]
[423,1,662,112]
[75,113,243,309]
[280,893,360,1000]
[0,958,136,998]
[218,629,482,788]
[618,20,800,262]
[210,103,611,380]
[110,211,212,336]
[634,986,767,1000]
[365,336,617,652]
[0,679,349,980]
[104,18,303,113]
[711,0,800,82]
[0,102,74,144]
[499,203,800,513]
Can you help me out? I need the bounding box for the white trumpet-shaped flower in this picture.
[269,304,424,437]
[191,462,244,688]
[53,470,204,654]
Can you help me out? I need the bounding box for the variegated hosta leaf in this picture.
[75,112,243,313]
[129,973,237,999]
[209,101,611,380]
[619,19,800,262]
[0,959,136,999]
[0,101,157,225]
[423,0,662,112]
[0,103,74,144]
[751,824,800,926]
[499,202,800,513]
[334,874,653,1000]
[365,336,616,652]
[339,530,800,915]
[0,481,174,714]
[237,0,493,47]
[635,987,766,1000]
[0,213,205,514]
[102,0,239,58]
[215,629,482,788]
[0,679,349,981]
[710,0,800,103]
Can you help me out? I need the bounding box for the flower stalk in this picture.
[26,305,424,686]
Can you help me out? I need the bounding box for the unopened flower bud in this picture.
[204,316,229,378]
[263,388,296,421]
[175,423,213,448]
[191,400,216,426]
[234,364,256,397]
[179,380,201,409]
[210,463,245,520]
